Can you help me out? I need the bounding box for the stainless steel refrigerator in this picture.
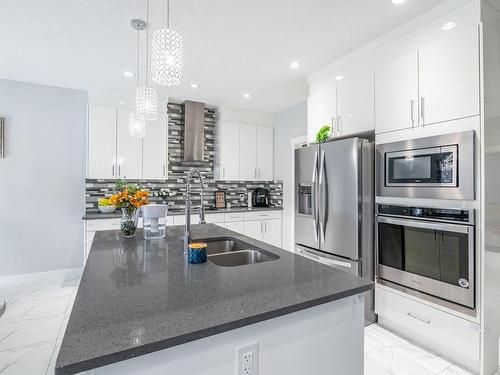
[295,137,375,324]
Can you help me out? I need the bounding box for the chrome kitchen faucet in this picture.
[183,168,206,252]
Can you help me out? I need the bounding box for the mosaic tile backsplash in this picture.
[86,179,283,212]
[86,102,283,213]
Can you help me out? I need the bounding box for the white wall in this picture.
[0,79,87,276]
[273,101,307,251]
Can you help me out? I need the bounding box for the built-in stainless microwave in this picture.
[376,131,475,200]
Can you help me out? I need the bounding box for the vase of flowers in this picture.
[109,181,150,238]
[152,187,177,205]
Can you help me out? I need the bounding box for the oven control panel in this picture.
[377,204,473,224]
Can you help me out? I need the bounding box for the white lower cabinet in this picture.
[172,215,200,226]
[243,220,263,241]
[243,211,282,247]
[225,221,244,234]
[262,219,282,247]
[375,285,480,372]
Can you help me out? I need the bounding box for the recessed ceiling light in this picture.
[289,61,300,69]
[119,101,126,105]
[243,93,251,99]
[190,83,199,88]
[442,22,456,31]
[392,0,407,4]
[123,71,134,78]
[335,75,344,81]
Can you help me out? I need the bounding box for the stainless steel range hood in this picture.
[183,100,206,165]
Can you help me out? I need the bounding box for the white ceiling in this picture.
[0,0,446,113]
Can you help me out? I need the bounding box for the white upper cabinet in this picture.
[88,104,169,180]
[217,117,274,181]
[116,108,143,180]
[239,123,258,180]
[143,112,168,180]
[335,58,375,137]
[256,125,274,181]
[219,121,240,180]
[418,15,480,126]
[374,1,479,134]
[88,105,117,179]
[307,85,336,143]
[375,44,419,134]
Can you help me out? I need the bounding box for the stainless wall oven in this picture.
[376,204,475,311]
[376,131,475,200]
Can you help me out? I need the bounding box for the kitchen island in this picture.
[55,224,372,375]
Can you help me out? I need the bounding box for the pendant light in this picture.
[136,0,158,121]
[151,0,183,86]
[129,19,147,137]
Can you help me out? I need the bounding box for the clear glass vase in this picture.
[121,208,139,237]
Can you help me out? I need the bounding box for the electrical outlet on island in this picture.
[236,341,259,375]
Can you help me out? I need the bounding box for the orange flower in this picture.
[109,186,149,209]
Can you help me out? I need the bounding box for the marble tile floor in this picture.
[0,269,81,375]
[0,269,481,375]
[365,324,474,375]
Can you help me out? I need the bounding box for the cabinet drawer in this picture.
[244,210,281,221]
[86,219,121,232]
[375,286,480,366]
[224,213,244,222]
[205,213,225,224]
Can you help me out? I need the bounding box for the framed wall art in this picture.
[214,191,226,209]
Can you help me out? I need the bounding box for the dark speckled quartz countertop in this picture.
[55,224,373,374]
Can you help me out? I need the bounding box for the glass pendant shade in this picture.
[136,86,158,121]
[151,28,183,86]
[129,113,146,138]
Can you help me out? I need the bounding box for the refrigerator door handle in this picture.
[318,150,326,242]
[311,151,319,242]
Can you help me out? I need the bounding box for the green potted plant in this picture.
[315,125,331,143]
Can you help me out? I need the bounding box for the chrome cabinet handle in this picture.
[420,97,425,125]
[118,165,121,176]
[407,312,431,324]
[410,99,415,127]
[337,115,342,135]
[112,165,115,177]
[222,167,225,179]
[163,165,166,177]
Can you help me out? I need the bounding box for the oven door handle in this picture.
[377,216,471,234]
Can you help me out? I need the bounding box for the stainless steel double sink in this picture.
[195,238,279,267]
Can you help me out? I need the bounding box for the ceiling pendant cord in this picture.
[130,22,146,138]
[136,0,158,122]
[146,0,150,86]
[167,0,170,29]
[136,28,140,89]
